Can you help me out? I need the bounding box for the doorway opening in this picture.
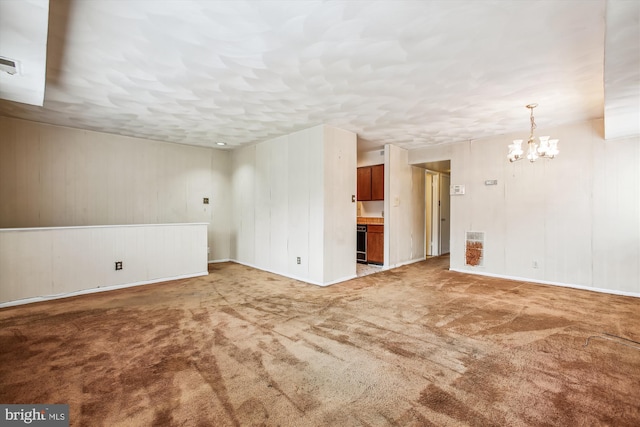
[423,161,451,262]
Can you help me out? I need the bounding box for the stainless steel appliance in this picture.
[357,224,367,263]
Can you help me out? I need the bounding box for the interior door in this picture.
[439,174,450,254]
[425,171,440,256]
[425,173,433,256]
[430,173,440,256]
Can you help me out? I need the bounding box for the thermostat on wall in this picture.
[450,185,465,195]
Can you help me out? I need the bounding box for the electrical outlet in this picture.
[532,260,538,269]
[115,261,123,271]
[296,257,301,265]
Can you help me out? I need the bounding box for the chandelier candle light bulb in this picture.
[508,104,559,163]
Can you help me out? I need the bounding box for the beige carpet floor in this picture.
[1,256,639,426]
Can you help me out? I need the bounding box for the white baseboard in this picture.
[230,257,433,287]
[208,258,231,264]
[321,274,359,286]
[449,268,640,298]
[385,256,426,270]
[229,259,356,287]
[0,271,209,308]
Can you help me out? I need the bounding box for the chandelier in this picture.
[507,103,559,162]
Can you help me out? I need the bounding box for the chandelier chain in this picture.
[529,105,537,142]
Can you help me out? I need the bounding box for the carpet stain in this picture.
[193,354,241,427]
[382,340,416,358]
[418,384,492,425]
[394,407,439,427]
[237,397,269,426]
[258,338,306,367]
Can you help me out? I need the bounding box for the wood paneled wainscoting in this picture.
[0,223,208,306]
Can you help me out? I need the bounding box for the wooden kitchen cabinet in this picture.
[357,167,372,201]
[371,164,384,200]
[357,164,384,201]
[367,224,384,264]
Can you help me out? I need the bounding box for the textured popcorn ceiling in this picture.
[0,0,633,150]
[0,0,48,106]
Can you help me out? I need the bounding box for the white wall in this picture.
[385,144,426,268]
[358,200,384,218]
[0,223,208,305]
[230,144,256,264]
[409,119,640,296]
[209,148,232,261]
[230,125,356,285]
[357,148,385,167]
[286,127,324,282]
[323,126,357,283]
[0,117,231,261]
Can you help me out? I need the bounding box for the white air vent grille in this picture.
[465,231,484,267]
[0,56,19,75]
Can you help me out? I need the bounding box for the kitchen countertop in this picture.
[357,217,384,225]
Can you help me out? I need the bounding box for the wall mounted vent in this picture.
[465,231,484,267]
[0,56,19,75]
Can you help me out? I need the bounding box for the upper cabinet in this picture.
[357,167,372,200]
[357,164,384,201]
[370,164,384,200]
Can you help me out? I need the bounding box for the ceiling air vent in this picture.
[0,56,19,75]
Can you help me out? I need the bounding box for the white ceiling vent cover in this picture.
[0,56,19,75]
[465,231,485,267]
